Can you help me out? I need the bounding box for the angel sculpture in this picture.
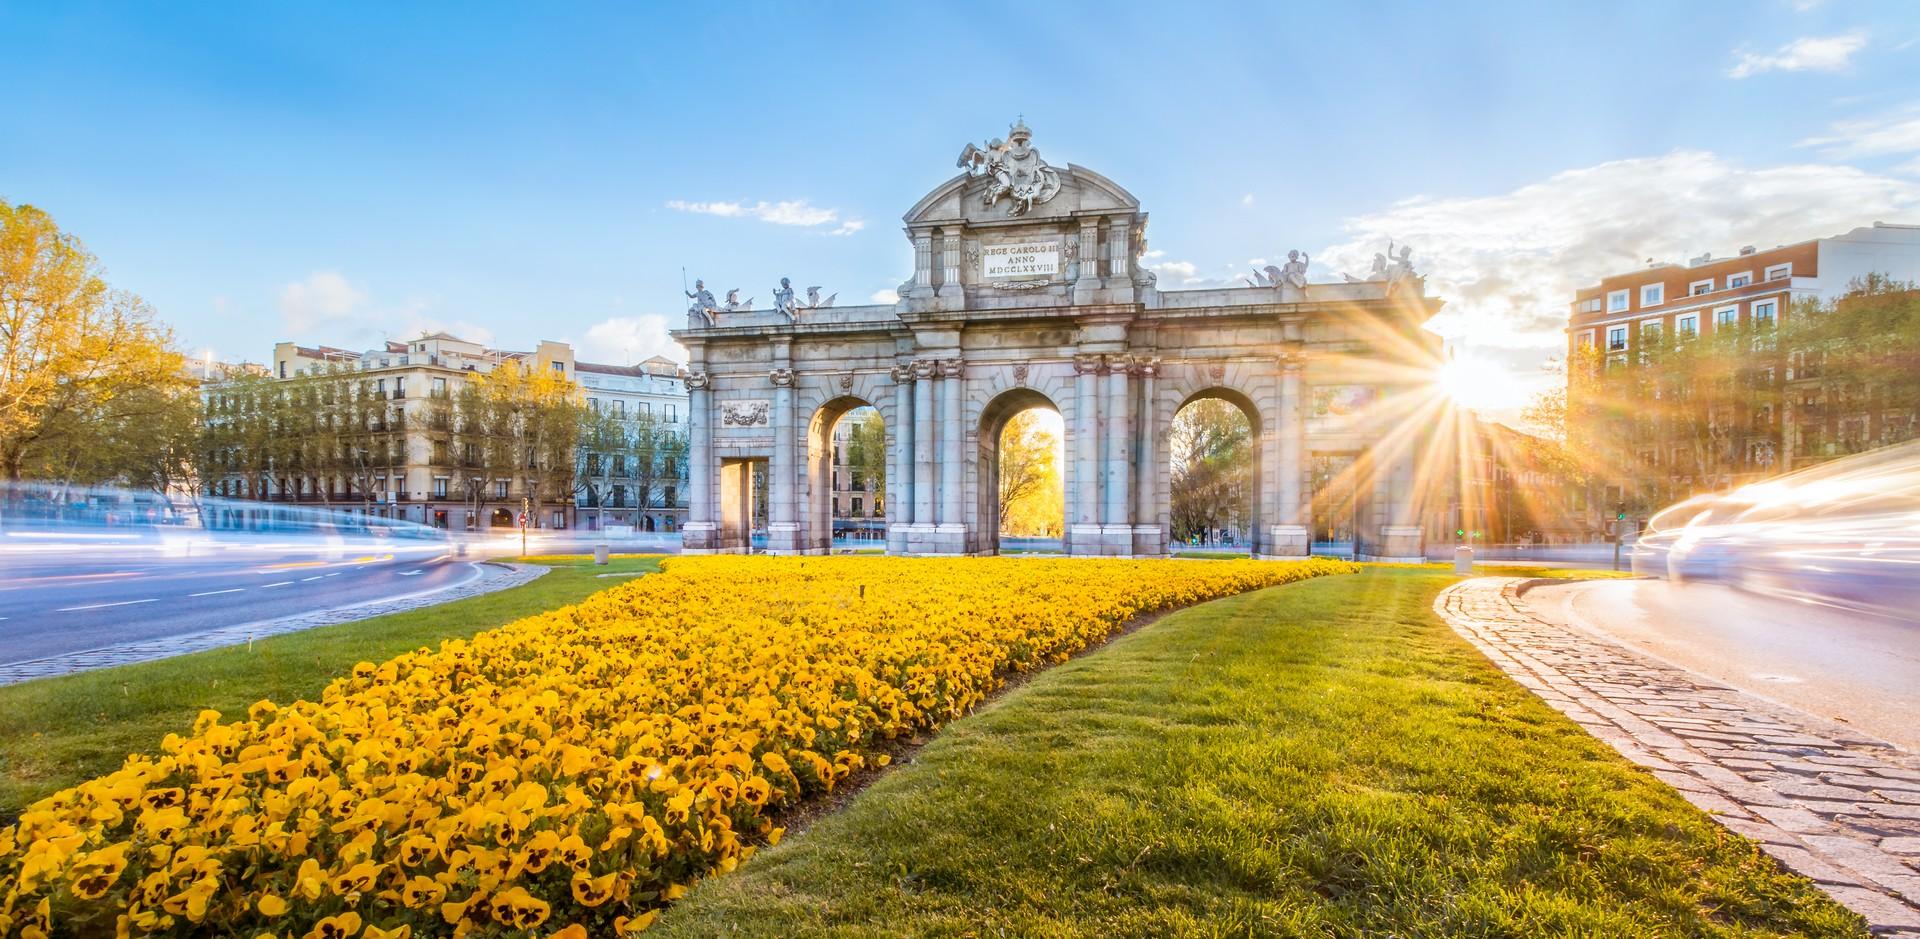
[722,288,753,312]
[956,118,1062,217]
[773,278,798,320]
[1246,265,1284,288]
[804,286,837,309]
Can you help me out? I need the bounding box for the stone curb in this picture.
[1436,577,1920,937]
[0,562,549,687]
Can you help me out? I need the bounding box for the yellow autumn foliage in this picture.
[0,556,1353,937]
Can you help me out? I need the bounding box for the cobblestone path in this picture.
[0,562,547,686]
[1437,577,1920,936]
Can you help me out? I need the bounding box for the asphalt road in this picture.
[1524,578,1920,752]
[0,550,477,666]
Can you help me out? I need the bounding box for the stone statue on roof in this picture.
[956,117,1062,217]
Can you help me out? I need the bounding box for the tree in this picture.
[0,201,187,496]
[1169,399,1252,543]
[448,364,581,528]
[574,406,627,531]
[998,410,1061,536]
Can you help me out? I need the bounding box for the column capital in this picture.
[768,367,796,387]
[1135,356,1161,378]
[889,364,915,383]
[1108,354,1138,376]
[1074,353,1104,375]
[910,358,938,380]
[937,357,965,379]
[683,371,711,391]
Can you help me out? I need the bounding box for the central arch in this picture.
[1166,386,1264,556]
[805,395,881,554]
[974,387,1063,555]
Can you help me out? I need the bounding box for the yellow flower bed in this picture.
[0,556,1352,937]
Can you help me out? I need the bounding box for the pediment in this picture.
[903,163,1141,228]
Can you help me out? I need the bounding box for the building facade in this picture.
[577,357,691,533]
[1566,222,1920,531]
[204,333,689,531]
[674,121,1447,558]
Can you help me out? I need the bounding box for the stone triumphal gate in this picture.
[676,121,1442,559]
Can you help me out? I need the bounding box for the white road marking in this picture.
[189,588,245,597]
[58,598,159,612]
[301,576,323,582]
[324,572,342,578]
[261,581,295,588]
[399,570,423,576]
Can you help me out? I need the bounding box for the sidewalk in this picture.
[0,562,547,686]
[1437,577,1920,936]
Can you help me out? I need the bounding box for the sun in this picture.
[1436,352,1528,412]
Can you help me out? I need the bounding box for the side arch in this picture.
[1152,366,1277,555]
[803,394,879,554]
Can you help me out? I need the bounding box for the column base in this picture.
[765,523,804,556]
[681,522,720,553]
[1264,524,1310,558]
[1067,524,1106,557]
[1131,524,1165,557]
[1097,523,1136,557]
[1361,525,1425,563]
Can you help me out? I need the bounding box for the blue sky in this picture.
[4,1,1918,414]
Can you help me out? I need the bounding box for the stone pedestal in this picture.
[1097,524,1135,556]
[1067,523,1105,557]
[681,521,722,554]
[1264,524,1310,558]
[765,523,804,555]
[1369,525,1425,563]
[1131,524,1164,557]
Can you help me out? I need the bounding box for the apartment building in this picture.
[828,413,886,540]
[1566,222,1920,531]
[205,332,687,531]
[577,357,690,533]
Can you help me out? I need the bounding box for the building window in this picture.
[1764,263,1791,281]
[1606,326,1627,352]
[613,400,626,418]
[432,377,447,396]
[1607,289,1629,313]
[1753,300,1776,327]
[1577,297,1602,314]
[640,401,652,417]
[1640,320,1662,340]
[1640,283,1664,307]
[1577,331,1595,349]
[496,480,509,498]
[1690,279,1713,296]
[552,361,565,374]
[433,477,449,497]
[1728,272,1751,289]
[1676,313,1698,338]
[852,497,863,517]
[666,404,678,423]
[393,377,406,399]
[552,510,564,528]
[588,397,600,412]
[1714,306,1738,328]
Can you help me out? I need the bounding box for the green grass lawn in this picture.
[0,555,662,819]
[653,566,1861,938]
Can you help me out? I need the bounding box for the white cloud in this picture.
[278,271,365,332]
[1145,259,1199,283]
[1241,193,1255,207]
[1895,156,1920,176]
[1727,31,1866,78]
[1315,150,1920,357]
[665,198,861,235]
[578,314,685,366]
[1798,108,1920,158]
[869,288,899,304]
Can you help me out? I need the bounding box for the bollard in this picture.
[1453,545,1473,575]
[593,544,610,566]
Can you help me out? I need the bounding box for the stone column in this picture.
[911,359,936,540]
[1070,353,1102,553]
[681,370,717,552]
[888,364,915,547]
[767,366,800,554]
[937,358,965,549]
[1102,356,1132,551]
[1133,358,1161,555]
[1108,218,1130,287]
[1270,354,1309,556]
[912,231,935,295]
[1073,219,1100,303]
[937,229,963,299]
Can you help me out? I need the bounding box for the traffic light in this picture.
[1615,503,1627,522]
